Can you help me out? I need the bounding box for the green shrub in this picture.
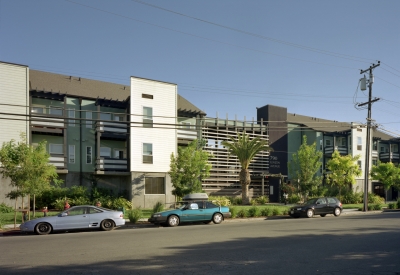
[70,196,91,206]
[366,193,385,204]
[229,206,238,218]
[261,207,272,217]
[209,196,231,206]
[397,199,400,209]
[248,206,261,217]
[109,197,132,210]
[0,203,13,213]
[255,196,269,205]
[127,208,142,223]
[388,203,396,209]
[272,208,281,216]
[288,194,300,204]
[152,201,164,214]
[341,192,363,204]
[236,208,248,218]
[53,198,69,211]
[228,197,242,206]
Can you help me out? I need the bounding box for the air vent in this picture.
[142,94,153,99]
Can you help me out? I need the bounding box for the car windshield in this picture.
[304,198,318,205]
[178,203,189,209]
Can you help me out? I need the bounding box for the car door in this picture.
[314,198,328,214]
[180,202,204,222]
[203,201,219,220]
[55,206,90,230]
[327,197,339,213]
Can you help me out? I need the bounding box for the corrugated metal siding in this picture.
[0,62,29,145]
[130,77,177,172]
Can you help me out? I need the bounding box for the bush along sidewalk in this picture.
[229,205,290,219]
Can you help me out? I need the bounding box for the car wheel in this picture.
[168,215,179,227]
[100,219,115,231]
[35,222,52,235]
[333,207,341,217]
[212,213,223,224]
[320,214,327,217]
[306,209,314,218]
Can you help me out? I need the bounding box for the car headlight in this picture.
[297,208,302,210]
[153,214,161,218]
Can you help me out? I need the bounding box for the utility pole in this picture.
[358,61,380,212]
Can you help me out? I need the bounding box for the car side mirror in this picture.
[316,202,320,205]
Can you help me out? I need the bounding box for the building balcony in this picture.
[379,152,400,161]
[30,114,65,134]
[49,154,68,173]
[96,121,128,140]
[372,150,378,158]
[96,157,128,172]
[324,146,348,155]
[177,129,198,144]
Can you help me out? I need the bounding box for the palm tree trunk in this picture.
[240,169,251,205]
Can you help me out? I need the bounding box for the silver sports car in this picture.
[20,205,126,235]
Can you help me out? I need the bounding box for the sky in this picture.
[1,0,400,136]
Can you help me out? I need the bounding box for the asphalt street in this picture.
[1,212,399,275]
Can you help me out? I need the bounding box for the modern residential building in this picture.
[0,61,398,208]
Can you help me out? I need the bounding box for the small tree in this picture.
[288,135,323,201]
[370,161,400,203]
[221,131,272,205]
[0,134,61,221]
[169,139,212,199]
[325,150,361,199]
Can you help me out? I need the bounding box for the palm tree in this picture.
[222,131,273,205]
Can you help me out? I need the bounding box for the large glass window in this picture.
[143,143,153,164]
[114,114,124,121]
[49,144,63,154]
[100,113,111,121]
[68,110,75,127]
[86,111,92,128]
[357,137,362,150]
[86,146,92,164]
[145,177,165,194]
[100,147,111,158]
[68,145,75,163]
[114,149,124,159]
[143,107,153,128]
[32,106,44,114]
[49,106,63,116]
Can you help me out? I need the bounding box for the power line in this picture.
[131,0,375,64]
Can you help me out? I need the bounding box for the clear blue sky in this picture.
[1,0,400,135]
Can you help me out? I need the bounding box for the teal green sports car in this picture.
[148,199,231,227]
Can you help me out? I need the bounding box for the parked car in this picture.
[289,197,342,218]
[20,205,125,235]
[148,193,231,227]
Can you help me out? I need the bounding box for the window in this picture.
[357,137,362,150]
[114,149,124,159]
[357,160,362,170]
[145,177,165,194]
[114,114,124,121]
[142,93,154,99]
[68,110,75,127]
[100,113,111,121]
[391,144,398,153]
[143,143,153,164]
[208,139,216,147]
[100,147,111,158]
[32,106,44,114]
[49,106,63,116]
[181,122,191,129]
[337,137,346,146]
[372,159,377,166]
[373,141,378,151]
[49,144,63,154]
[380,146,385,153]
[325,139,331,146]
[319,140,322,150]
[143,107,153,128]
[86,146,92,164]
[68,145,75,163]
[86,111,92,128]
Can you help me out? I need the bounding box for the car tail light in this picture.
[339,202,342,207]
[120,214,124,218]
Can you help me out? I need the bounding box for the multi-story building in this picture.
[0,61,398,208]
